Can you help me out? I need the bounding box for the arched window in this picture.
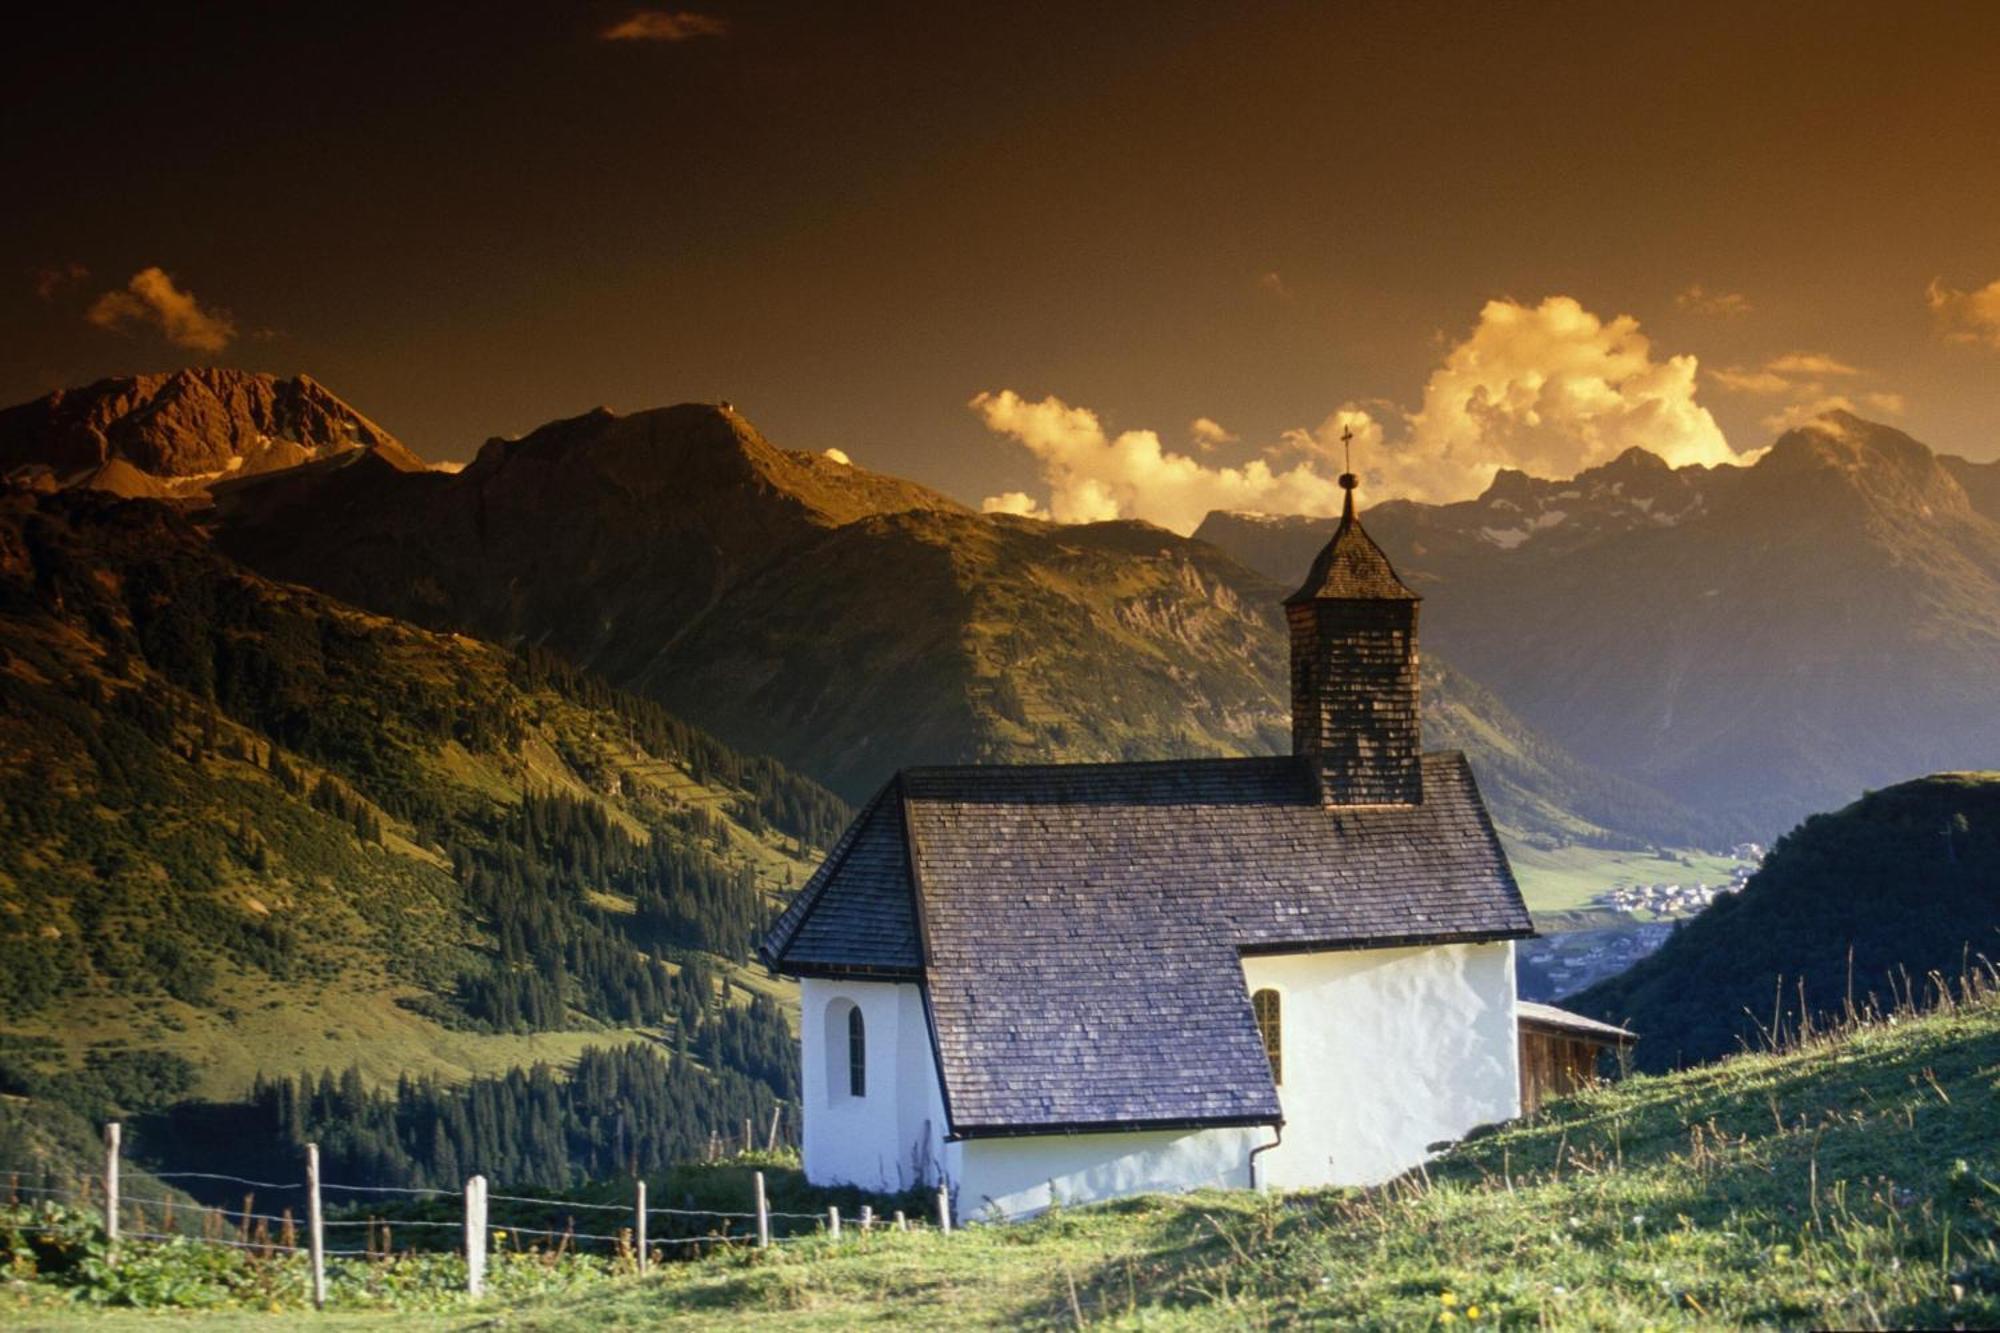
[1252,988,1282,1086]
[847,1006,867,1097]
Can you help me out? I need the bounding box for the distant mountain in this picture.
[1196,415,2000,837]
[0,485,835,1106]
[205,395,1712,847]
[1568,771,2000,1072]
[0,369,426,497]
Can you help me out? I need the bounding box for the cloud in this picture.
[1374,295,1737,502]
[32,262,89,301]
[601,9,727,41]
[1760,391,1906,435]
[1674,284,1752,317]
[972,391,1348,533]
[1189,417,1236,450]
[822,447,852,465]
[1710,367,1791,395]
[86,267,235,352]
[1765,352,1859,378]
[1927,276,2000,349]
[973,295,1753,528]
[1710,350,1898,434]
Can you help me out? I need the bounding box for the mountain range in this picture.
[1197,416,2000,837]
[0,369,425,498]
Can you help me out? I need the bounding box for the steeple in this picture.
[1285,433,1423,806]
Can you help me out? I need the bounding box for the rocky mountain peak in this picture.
[0,368,424,497]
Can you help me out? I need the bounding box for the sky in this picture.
[6,1,2000,530]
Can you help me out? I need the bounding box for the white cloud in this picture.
[601,9,727,40]
[1710,367,1791,395]
[1674,284,1753,317]
[86,267,235,353]
[823,447,852,465]
[971,391,1347,533]
[973,296,1753,527]
[1711,350,1898,434]
[1765,352,1859,377]
[1927,276,2000,349]
[1189,417,1236,449]
[1371,296,1737,502]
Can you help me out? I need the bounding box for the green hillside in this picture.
[8,971,1999,1328]
[1572,771,2000,1071]
[0,488,843,1177]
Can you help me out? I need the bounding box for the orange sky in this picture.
[6,2,2000,518]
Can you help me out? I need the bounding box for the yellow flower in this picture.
[1467,1308,1481,1319]
[1440,1315,1456,1326]
[1441,1292,1458,1306]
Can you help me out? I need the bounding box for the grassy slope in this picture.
[0,492,830,1100]
[13,990,1998,1329]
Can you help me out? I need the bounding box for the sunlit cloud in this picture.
[1760,392,1907,435]
[85,267,235,353]
[1674,284,1752,317]
[1189,417,1236,450]
[974,296,1754,527]
[1927,275,2000,349]
[601,9,728,41]
[1711,350,1897,434]
[1765,352,1859,377]
[822,447,852,465]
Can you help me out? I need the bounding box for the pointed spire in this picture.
[1284,428,1417,605]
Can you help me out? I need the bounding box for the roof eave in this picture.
[1236,925,1533,958]
[946,1111,1283,1143]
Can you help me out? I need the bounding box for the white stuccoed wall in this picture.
[799,977,948,1192]
[955,1127,1260,1222]
[1240,941,1519,1188]
[799,940,1518,1216]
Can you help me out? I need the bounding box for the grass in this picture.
[1503,839,1745,916]
[10,982,1999,1329]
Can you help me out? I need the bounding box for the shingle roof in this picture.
[761,750,1531,1137]
[1284,495,1419,604]
[1518,1001,1636,1045]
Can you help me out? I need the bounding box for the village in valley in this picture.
[1516,842,1765,1001]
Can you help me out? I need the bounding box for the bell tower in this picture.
[1285,432,1422,806]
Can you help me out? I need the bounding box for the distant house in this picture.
[762,478,1564,1220]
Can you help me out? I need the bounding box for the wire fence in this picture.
[0,1122,956,1309]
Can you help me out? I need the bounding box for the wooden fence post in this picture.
[306,1143,327,1310]
[742,1118,753,1156]
[465,1174,488,1297]
[859,1204,873,1233]
[766,1105,782,1152]
[936,1183,951,1234]
[827,1205,840,1238]
[894,1210,907,1232]
[753,1171,770,1249]
[635,1180,648,1275]
[103,1123,120,1253]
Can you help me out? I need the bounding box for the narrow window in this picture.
[847,1005,867,1097]
[1252,988,1282,1086]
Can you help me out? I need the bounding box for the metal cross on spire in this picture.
[1338,424,1358,493]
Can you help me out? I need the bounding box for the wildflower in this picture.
[1441,1292,1458,1306]
[1440,1315,1456,1326]
[1468,1307,1482,1319]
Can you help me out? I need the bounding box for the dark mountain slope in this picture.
[1570,771,2000,1071]
[0,486,836,1105]
[209,397,1707,846]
